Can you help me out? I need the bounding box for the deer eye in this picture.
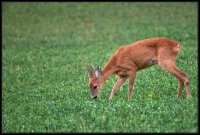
[93,85,97,89]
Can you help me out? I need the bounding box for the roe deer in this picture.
[88,37,191,101]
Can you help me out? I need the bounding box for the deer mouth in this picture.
[92,96,97,99]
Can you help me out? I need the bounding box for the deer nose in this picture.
[92,96,97,99]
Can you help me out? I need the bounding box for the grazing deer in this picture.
[88,37,191,101]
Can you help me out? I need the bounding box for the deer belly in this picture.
[116,70,128,78]
[139,59,158,69]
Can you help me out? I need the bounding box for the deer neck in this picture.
[100,57,116,84]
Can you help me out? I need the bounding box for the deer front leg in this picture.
[109,77,127,100]
[128,71,136,101]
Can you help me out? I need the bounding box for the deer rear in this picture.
[88,37,191,101]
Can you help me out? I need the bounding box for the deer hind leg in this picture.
[109,77,127,100]
[159,60,191,98]
[172,65,191,98]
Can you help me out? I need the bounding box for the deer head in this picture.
[88,66,103,99]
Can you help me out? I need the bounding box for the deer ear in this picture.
[88,66,95,78]
[95,67,103,77]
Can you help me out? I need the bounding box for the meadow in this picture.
[2,2,198,132]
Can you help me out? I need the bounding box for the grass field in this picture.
[2,2,198,133]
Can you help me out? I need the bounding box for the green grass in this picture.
[2,2,198,133]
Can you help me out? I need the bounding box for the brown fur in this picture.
[88,37,191,100]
